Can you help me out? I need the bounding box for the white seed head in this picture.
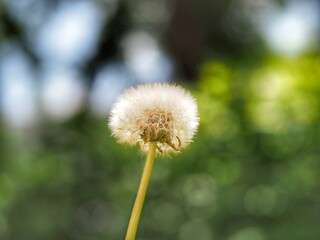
[109,83,199,155]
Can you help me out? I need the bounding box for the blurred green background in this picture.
[0,0,320,239]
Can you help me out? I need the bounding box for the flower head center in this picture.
[137,107,174,144]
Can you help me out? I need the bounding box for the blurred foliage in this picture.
[1,54,320,240]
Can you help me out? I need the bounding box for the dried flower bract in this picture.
[109,83,199,154]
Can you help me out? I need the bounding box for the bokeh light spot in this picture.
[41,67,86,121]
[179,219,213,240]
[182,174,216,207]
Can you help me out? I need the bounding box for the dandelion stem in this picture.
[125,141,157,240]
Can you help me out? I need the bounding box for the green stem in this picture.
[125,142,157,240]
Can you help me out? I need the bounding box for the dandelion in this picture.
[109,83,199,240]
[109,83,199,154]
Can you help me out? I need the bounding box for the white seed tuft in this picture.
[109,83,199,155]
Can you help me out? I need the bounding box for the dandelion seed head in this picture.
[109,83,199,155]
